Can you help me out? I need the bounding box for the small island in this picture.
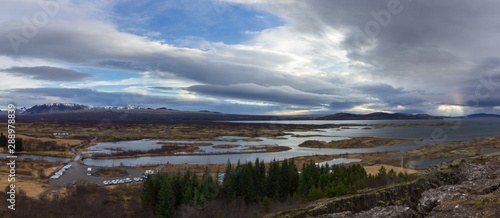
[298,137,418,149]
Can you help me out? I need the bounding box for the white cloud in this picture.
[436,105,466,117]
[2,0,500,115]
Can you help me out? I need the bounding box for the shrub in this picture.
[261,196,270,213]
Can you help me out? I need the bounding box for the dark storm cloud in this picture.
[328,102,361,111]
[3,0,500,114]
[0,88,200,107]
[354,83,425,106]
[2,66,92,81]
[0,19,334,94]
[256,0,500,111]
[150,87,176,91]
[436,59,500,107]
[187,83,350,106]
[355,84,405,96]
[156,59,335,93]
[0,87,283,114]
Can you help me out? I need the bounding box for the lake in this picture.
[80,117,500,167]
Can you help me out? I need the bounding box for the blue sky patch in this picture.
[70,67,141,81]
[112,0,284,45]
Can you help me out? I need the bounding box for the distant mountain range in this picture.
[465,113,500,118]
[6,103,500,121]
[21,103,179,114]
[24,103,89,114]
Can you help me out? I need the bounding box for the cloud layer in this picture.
[2,66,92,81]
[1,0,500,115]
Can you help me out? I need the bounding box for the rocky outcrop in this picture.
[321,206,419,218]
[416,155,500,217]
[274,153,500,218]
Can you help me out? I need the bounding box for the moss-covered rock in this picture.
[273,153,500,218]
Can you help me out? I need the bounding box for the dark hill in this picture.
[466,113,500,118]
[17,109,281,122]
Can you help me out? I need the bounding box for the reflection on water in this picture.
[5,118,499,167]
[408,157,463,169]
[0,153,70,162]
[81,118,500,167]
[480,148,500,154]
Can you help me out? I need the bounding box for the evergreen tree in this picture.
[388,169,397,178]
[199,167,218,207]
[14,138,22,151]
[278,159,290,199]
[0,133,7,147]
[240,163,257,203]
[307,185,323,201]
[289,159,300,196]
[261,196,270,213]
[297,163,309,196]
[266,159,280,197]
[215,210,224,218]
[182,171,195,205]
[377,166,387,178]
[398,171,410,182]
[171,173,184,207]
[253,158,266,198]
[222,160,235,199]
[142,173,161,211]
[156,175,175,217]
[251,210,258,218]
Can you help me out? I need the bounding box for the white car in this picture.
[103,181,108,185]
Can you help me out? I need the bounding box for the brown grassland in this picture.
[298,137,418,149]
[212,144,239,149]
[0,158,63,198]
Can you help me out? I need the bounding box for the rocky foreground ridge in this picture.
[274,152,500,217]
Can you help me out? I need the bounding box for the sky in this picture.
[1,0,500,116]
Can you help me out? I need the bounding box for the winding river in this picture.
[7,118,500,167]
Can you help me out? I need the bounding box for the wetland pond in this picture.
[80,118,500,167]
[7,118,499,167]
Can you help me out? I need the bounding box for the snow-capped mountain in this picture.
[23,103,168,114]
[25,103,89,114]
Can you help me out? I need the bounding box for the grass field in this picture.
[363,164,419,176]
[0,175,57,198]
[0,158,62,199]
[17,134,83,146]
